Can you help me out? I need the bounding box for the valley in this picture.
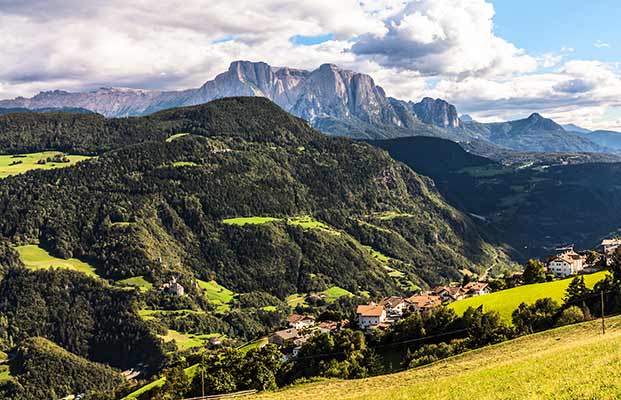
[0,98,619,400]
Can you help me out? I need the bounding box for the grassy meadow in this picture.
[15,244,99,277]
[253,316,621,400]
[449,271,608,322]
[197,279,236,312]
[0,152,91,178]
[116,276,153,292]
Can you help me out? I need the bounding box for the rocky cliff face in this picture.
[410,97,460,128]
[0,61,445,131]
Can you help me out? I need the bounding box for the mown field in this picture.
[253,316,621,400]
[15,244,99,277]
[449,271,608,322]
[0,152,91,178]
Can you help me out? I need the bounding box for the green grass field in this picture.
[197,279,236,312]
[165,133,189,142]
[222,216,282,226]
[0,152,91,178]
[172,161,199,167]
[449,271,608,322]
[15,244,99,277]
[238,337,269,354]
[159,329,219,351]
[253,316,621,400]
[116,276,153,292]
[0,365,12,383]
[221,216,338,234]
[322,286,353,302]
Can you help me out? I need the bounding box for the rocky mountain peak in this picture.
[522,113,564,132]
[411,97,460,128]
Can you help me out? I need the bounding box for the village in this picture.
[264,238,621,358]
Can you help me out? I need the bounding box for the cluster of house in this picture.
[543,240,621,278]
[356,282,491,331]
[268,314,349,357]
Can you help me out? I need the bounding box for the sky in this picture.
[0,0,620,130]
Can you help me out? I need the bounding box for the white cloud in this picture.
[594,40,610,48]
[0,0,621,130]
[351,0,537,77]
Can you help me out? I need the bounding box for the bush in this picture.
[556,306,585,327]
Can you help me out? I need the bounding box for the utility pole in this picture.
[201,364,205,399]
[601,290,606,335]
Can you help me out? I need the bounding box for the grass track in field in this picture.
[252,316,621,400]
[0,152,92,178]
[449,271,608,323]
[15,244,99,277]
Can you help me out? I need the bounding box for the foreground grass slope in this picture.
[449,271,608,322]
[255,316,621,400]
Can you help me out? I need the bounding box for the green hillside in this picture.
[253,316,621,400]
[2,337,124,399]
[371,136,621,259]
[449,271,609,322]
[0,98,513,297]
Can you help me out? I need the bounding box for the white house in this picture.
[287,314,315,329]
[356,304,386,330]
[432,286,465,302]
[462,282,491,297]
[380,296,408,317]
[600,239,621,266]
[547,251,585,278]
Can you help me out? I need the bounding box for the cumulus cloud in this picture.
[351,0,537,77]
[0,0,620,130]
[0,0,382,96]
[419,60,621,130]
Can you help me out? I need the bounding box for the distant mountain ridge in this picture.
[0,60,615,154]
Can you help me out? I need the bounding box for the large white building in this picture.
[547,250,585,278]
[356,304,386,330]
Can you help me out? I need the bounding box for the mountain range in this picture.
[2,60,619,155]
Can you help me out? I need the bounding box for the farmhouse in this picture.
[602,239,621,255]
[406,294,442,314]
[380,296,409,317]
[161,276,185,296]
[432,286,465,302]
[356,304,387,330]
[287,314,315,329]
[462,282,491,297]
[547,250,585,278]
[269,328,299,346]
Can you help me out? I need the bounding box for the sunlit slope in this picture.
[254,316,621,400]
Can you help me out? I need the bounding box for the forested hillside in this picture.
[371,136,621,258]
[0,98,516,398]
[0,98,511,292]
